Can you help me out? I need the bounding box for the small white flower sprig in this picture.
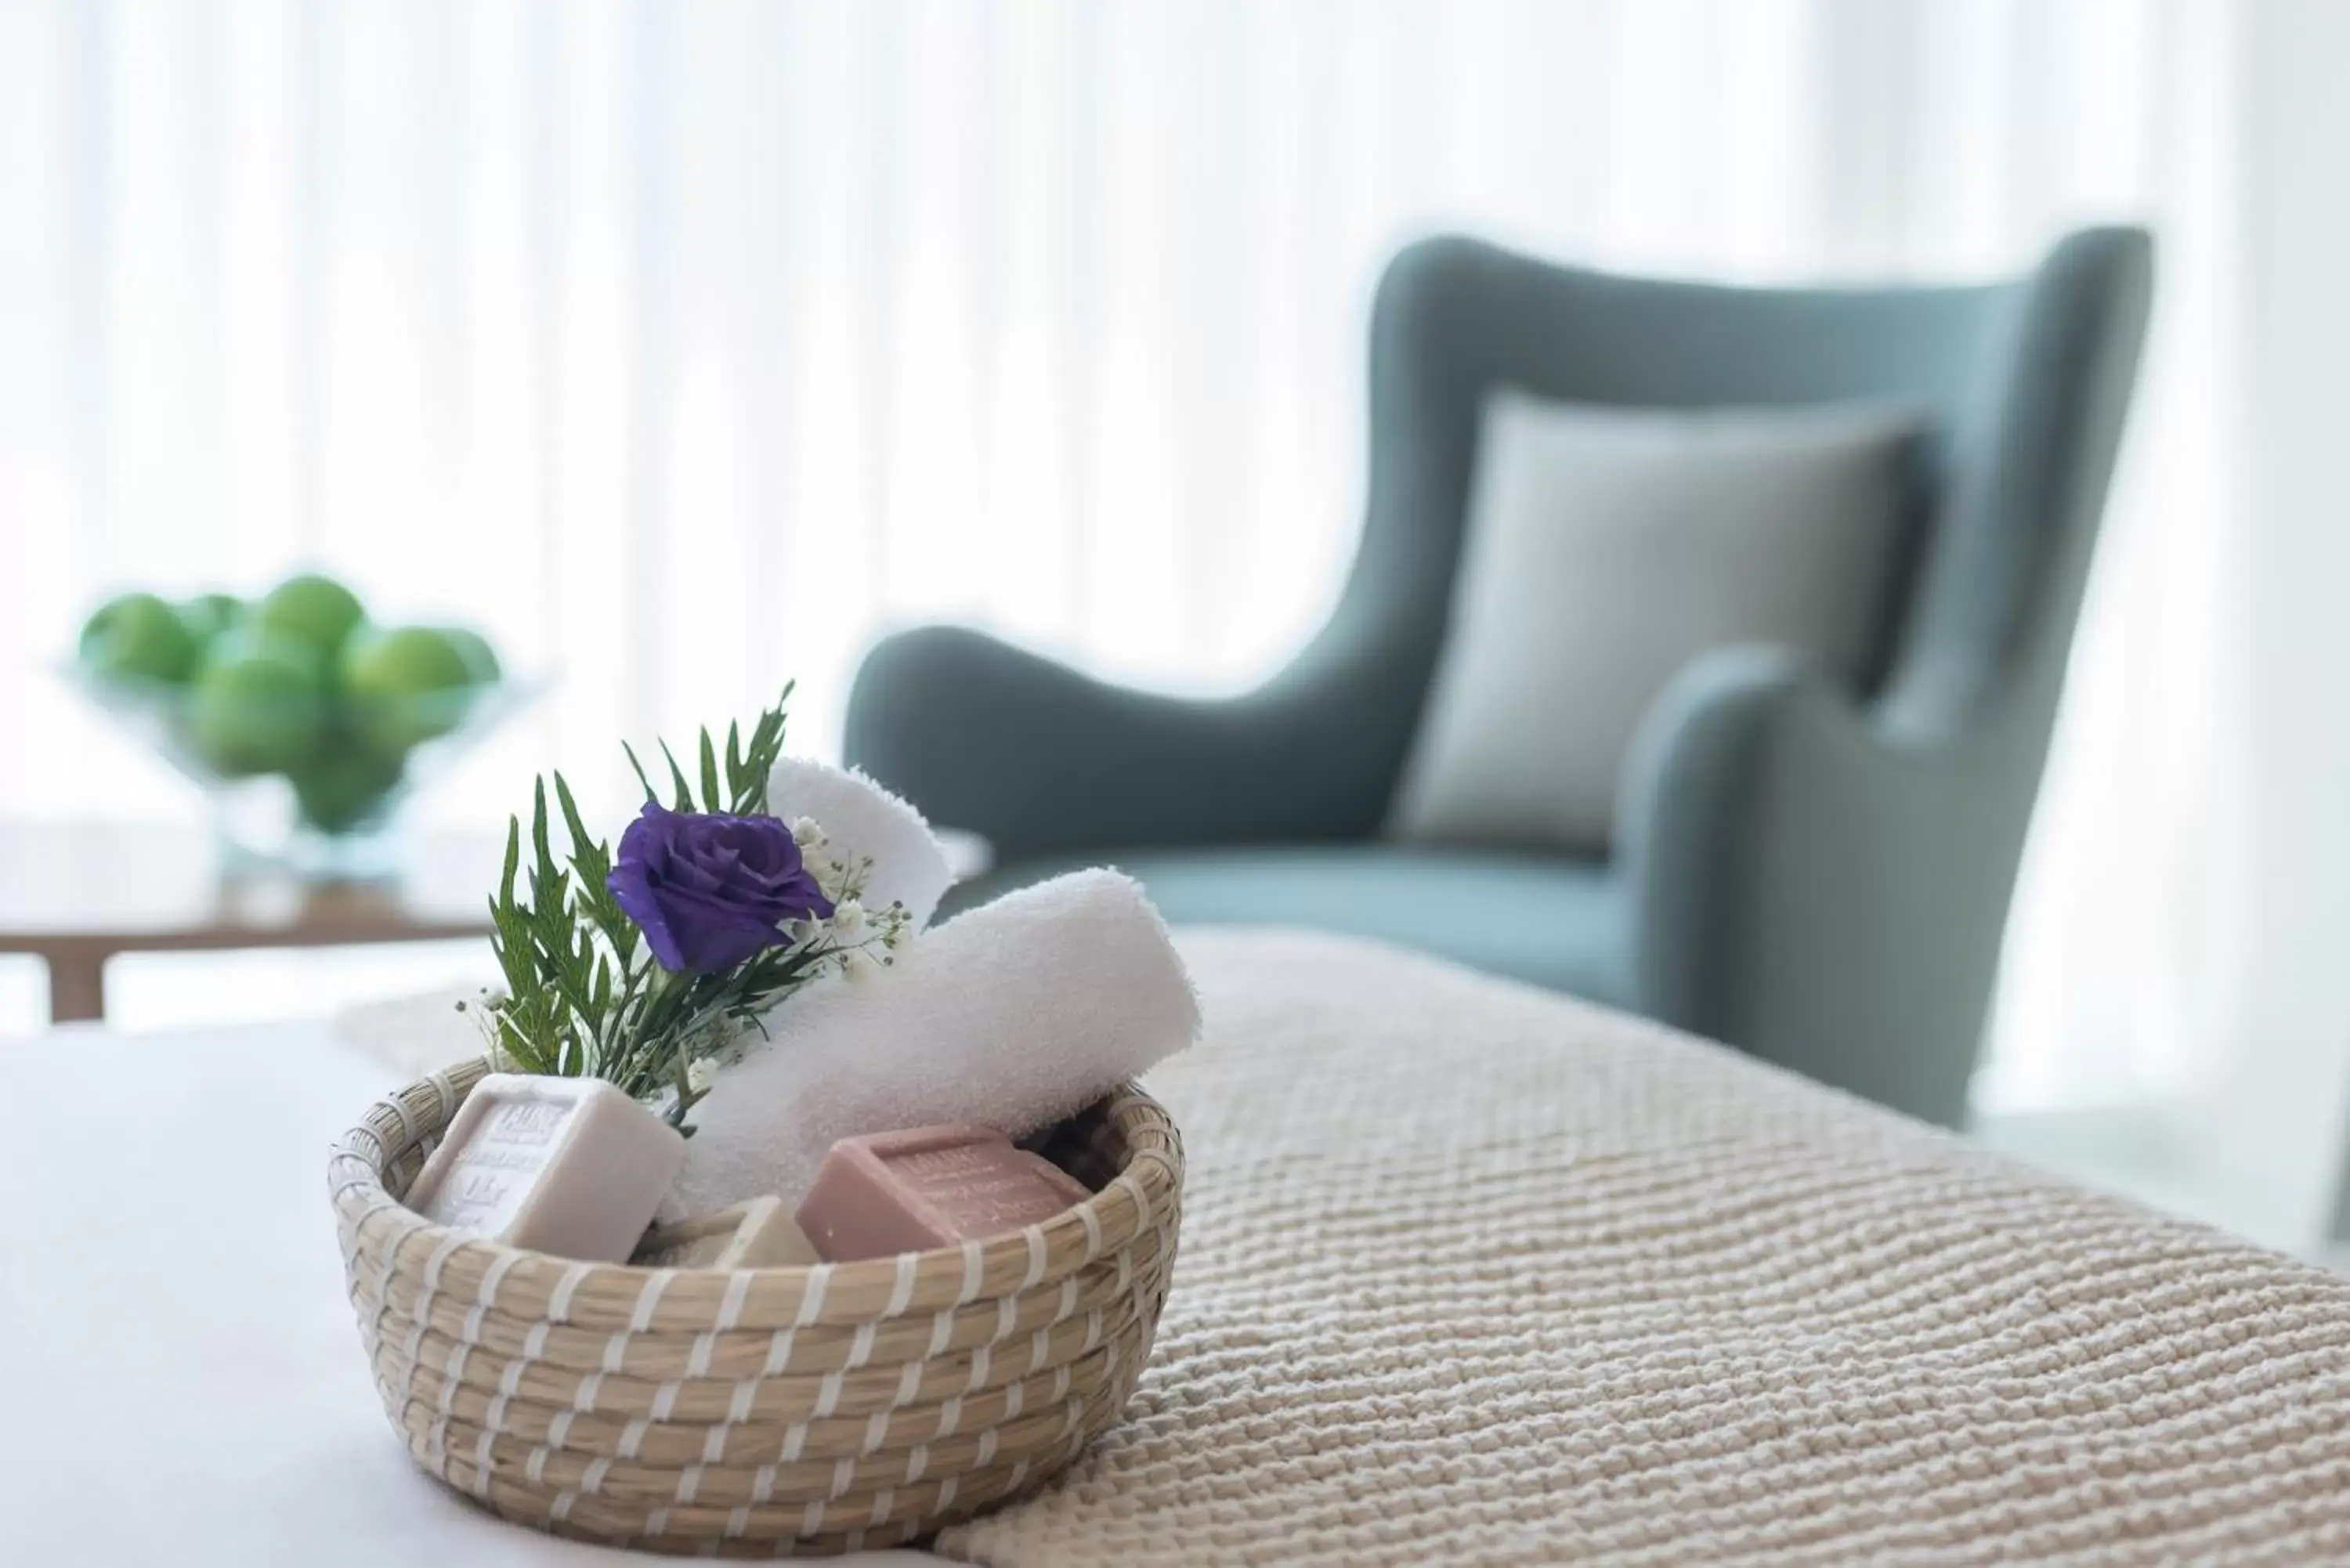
[475,685,910,1132]
[788,814,912,978]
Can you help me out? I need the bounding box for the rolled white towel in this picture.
[667,868,1199,1216]
[768,757,955,930]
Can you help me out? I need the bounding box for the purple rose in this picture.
[606,800,834,973]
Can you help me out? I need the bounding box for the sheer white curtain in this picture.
[0,0,2238,1099]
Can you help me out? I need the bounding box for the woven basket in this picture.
[327,1057,1182,1556]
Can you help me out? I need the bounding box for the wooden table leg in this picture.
[47,954,107,1024]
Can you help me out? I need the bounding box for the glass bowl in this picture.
[63,663,548,880]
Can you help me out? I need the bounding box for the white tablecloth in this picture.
[0,1017,939,1568]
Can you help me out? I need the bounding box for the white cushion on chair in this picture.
[1390,391,1922,853]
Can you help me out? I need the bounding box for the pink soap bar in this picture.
[796,1125,1092,1261]
[405,1073,685,1263]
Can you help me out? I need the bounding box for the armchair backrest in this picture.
[1308,229,2156,832]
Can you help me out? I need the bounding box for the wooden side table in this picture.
[0,821,997,1023]
[0,823,501,1023]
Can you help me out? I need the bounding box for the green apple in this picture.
[254,573,366,658]
[188,631,327,776]
[175,592,244,649]
[289,742,407,833]
[439,624,501,684]
[78,591,200,686]
[340,625,478,752]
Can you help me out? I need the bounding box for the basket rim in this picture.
[329,1057,1182,1334]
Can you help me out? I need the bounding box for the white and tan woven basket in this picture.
[328,1057,1182,1556]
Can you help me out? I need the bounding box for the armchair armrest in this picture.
[1616,645,2008,1125]
[844,626,1415,862]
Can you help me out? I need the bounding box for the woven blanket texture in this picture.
[937,930,2350,1568]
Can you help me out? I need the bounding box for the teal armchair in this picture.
[845,230,2153,1126]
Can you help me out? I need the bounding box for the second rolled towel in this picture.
[768,757,955,930]
[667,867,1199,1218]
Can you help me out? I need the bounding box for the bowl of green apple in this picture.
[68,573,541,879]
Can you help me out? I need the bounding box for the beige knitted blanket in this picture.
[936,930,2350,1567]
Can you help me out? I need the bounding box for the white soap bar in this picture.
[407,1073,685,1263]
[632,1196,819,1270]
